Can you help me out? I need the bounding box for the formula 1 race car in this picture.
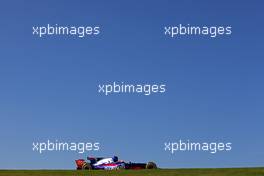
[75,156,157,170]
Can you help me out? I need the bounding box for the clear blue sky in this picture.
[0,0,263,169]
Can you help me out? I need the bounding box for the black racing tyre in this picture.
[146,162,157,169]
[82,162,92,170]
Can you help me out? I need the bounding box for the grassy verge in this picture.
[0,168,264,176]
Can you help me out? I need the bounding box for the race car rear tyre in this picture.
[146,162,157,169]
[82,163,92,170]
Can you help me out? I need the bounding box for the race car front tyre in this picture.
[146,162,157,169]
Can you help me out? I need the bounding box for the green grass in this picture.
[0,168,264,176]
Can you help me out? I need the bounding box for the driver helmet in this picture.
[113,156,118,162]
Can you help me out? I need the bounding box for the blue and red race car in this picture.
[75,156,157,170]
